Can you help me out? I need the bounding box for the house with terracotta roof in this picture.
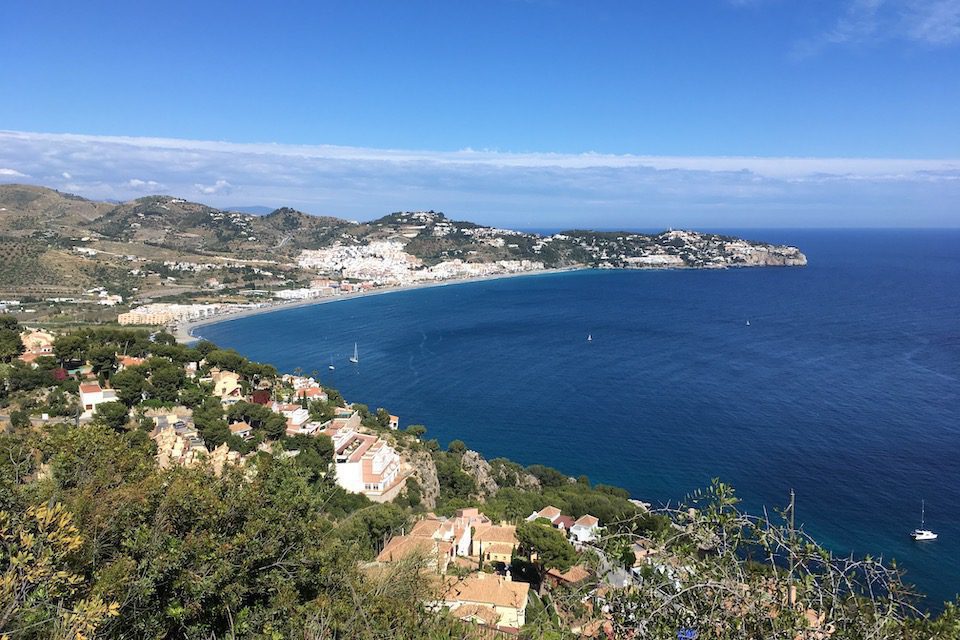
[79,382,119,418]
[228,421,253,440]
[116,354,145,371]
[323,422,402,498]
[569,514,601,544]
[409,510,490,558]
[432,572,530,631]
[20,329,55,356]
[376,534,454,574]
[471,524,519,564]
[545,564,591,588]
[210,369,242,402]
[526,505,563,524]
[296,386,328,402]
[271,403,311,435]
[388,414,400,430]
[18,329,56,366]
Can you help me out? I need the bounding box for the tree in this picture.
[0,316,24,363]
[517,520,577,584]
[53,333,87,365]
[146,364,184,403]
[88,344,118,378]
[226,401,286,440]
[406,424,427,438]
[204,348,246,372]
[93,401,130,432]
[447,439,466,455]
[111,368,146,407]
[9,409,30,429]
[193,339,218,357]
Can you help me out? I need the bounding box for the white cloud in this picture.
[61,171,72,179]
[127,178,162,190]
[194,179,233,195]
[0,129,957,227]
[0,168,27,177]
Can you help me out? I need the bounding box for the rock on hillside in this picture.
[404,450,440,511]
[460,450,499,499]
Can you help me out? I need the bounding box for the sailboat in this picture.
[587,334,593,342]
[911,500,938,541]
[746,320,751,326]
[349,343,359,364]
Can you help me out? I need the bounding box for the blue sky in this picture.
[1,0,958,227]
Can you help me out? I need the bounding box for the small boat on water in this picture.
[911,500,938,541]
[349,343,359,364]
[587,334,593,342]
[328,356,335,371]
[746,320,751,326]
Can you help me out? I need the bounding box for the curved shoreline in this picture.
[174,267,586,343]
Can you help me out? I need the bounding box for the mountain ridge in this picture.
[0,183,807,298]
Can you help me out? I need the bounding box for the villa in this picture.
[228,421,253,440]
[471,524,519,564]
[322,421,402,498]
[527,505,601,544]
[375,535,454,574]
[209,369,243,402]
[79,382,119,418]
[569,514,601,544]
[432,572,530,631]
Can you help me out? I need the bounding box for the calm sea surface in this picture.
[201,229,960,607]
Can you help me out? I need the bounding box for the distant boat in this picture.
[746,320,751,326]
[328,356,335,371]
[587,334,593,342]
[349,343,359,364]
[911,500,938,541]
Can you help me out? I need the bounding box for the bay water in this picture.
[200,229,960,607]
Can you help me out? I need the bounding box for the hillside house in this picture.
[471,524,519,565]
[322,423,401,498]
[210,369,242,402]
[376,535,454,574]
[432,573,530,631]
[569,514,600,544]
[79,382,119,418]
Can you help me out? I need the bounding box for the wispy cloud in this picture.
[756,0,960,57]
[0,130,957,227]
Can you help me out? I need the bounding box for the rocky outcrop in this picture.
[487,457,541,492]
[460,450,499,499]
[405,450,440,510]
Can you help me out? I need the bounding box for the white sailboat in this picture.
[349,343,359,364]
[911,500,938,541]
[587,334,593,342]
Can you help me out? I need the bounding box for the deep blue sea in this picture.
[200,229,960,608]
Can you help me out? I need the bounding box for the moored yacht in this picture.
[911,500,938,541]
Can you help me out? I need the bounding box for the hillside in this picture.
[0,184,806,302]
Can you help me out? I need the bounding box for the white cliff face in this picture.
[298,242,545,284]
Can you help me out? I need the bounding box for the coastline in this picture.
[173,266,586,343]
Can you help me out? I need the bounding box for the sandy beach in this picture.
[173,267,584,343]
